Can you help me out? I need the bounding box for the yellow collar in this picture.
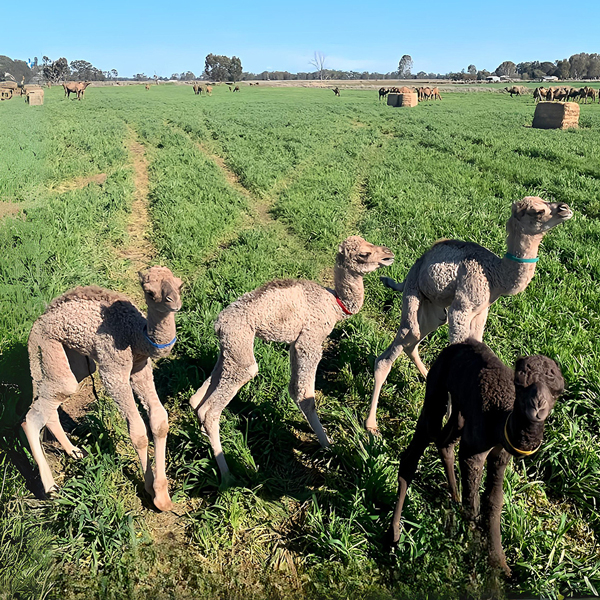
[504,413,541,457]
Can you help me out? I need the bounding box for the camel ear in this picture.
[139,271,161,299]
[511,202,526,219]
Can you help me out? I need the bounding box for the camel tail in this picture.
[380,276,404,293]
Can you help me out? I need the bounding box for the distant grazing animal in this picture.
[533,87,547,103]
[389,339,564,577]
[145,84,150,91]
[419,87,432,101]
[62,81,91,100]
[430,87,442,100]
[189,237,394,480]
[206,85,212,95]
[366,197,572,434]
[504,86,527,97]
[22,267,183,511]
[193,83,201,95]
[378,87,389,101]
[332,86,340,96]
[233,85,240,92]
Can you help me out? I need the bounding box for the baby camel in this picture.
[366,196,572,433]
[190,236,394,479]
[22,267,182,511]
[390,339,564,576]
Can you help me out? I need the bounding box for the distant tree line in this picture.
[4,51,600,85]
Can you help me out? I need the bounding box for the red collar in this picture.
[335,294,353,315]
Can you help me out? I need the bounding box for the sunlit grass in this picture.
[0,84,598,599]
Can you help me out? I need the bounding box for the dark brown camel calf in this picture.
[390,339,564,576]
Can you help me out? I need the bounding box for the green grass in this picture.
[0,84,599,599]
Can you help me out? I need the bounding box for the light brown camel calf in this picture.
[22,267,182,511]
[62,81,91,100]
[366,197,572,433]
[189,236,394,479]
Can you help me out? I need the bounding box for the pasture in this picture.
[0,84,599,599]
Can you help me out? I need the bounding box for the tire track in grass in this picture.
[117,130,157,299]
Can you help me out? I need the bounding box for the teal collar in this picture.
[504,253,539,264]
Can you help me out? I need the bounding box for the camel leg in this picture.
[196,330,258,478]
[189,351,223,411]
[468,307,490,342]
[289,337,329,447]
[391,373,449,542]
[130,360,173,511]
[199,361,258,478]
[437,411,464,503]
[482,446,512,576]
[45,411,84,459]
[459,444,489,522]
[23,339,79,493]
[98,363,153,497]
[367,297,446,434]
[447,297,478,344]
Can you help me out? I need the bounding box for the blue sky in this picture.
[4,0,598,77]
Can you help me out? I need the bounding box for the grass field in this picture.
[0,84,599,600]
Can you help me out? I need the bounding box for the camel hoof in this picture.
[153,496,174,512]
[47,484,60,497]
[366,424,381,437]
[71,447,85,460]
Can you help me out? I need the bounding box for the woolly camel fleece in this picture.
[23,267,182,511]
[366,196,572,433]
[390,339,564,576]
[189,236,394,479]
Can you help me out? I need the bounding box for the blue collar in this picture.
[504,252,539,264]
[144,325,177,349]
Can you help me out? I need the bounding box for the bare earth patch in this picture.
[0,201,22,219]
[52,173,108,193]
[119,139,156,274]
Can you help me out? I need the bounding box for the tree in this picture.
[180,71,196,81]
[111,69,118,79]
[398,55,413,78]
[42,57,69,83]
[468,64,477,75]
[495,61,517,77]
[309,51,327,80]
[70,59,105,81]
[204,54,243,82]
[554,59,570,80]
[569,53,589,79]
[229,56,242,82]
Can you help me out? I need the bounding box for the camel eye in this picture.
[359,252,371,259]
[166,296,173,302]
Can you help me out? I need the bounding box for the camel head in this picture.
[513,355,564,423]
[139,266,183,313]
[336,236,394,275]
[509,196,573,236]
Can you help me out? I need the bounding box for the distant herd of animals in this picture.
[503,84,599,103]
[378,86,442,101]
[20,192,574,577]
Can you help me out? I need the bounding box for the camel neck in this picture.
[333,265,364,316]
[504,409,544,456]
[500,223,545,296]
[145,308,177,356]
